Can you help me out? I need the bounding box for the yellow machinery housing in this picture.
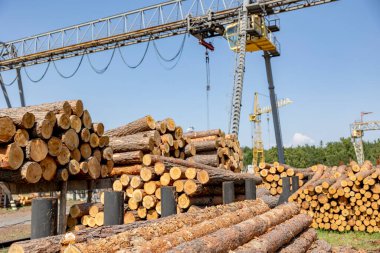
[225,15,280,56]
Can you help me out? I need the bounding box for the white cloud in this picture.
[291,133,315,147]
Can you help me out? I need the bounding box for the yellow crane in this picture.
[249,92,292,167]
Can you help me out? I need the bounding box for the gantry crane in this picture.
[249,92,292,166]
[350,112,380,165]
[0,0,337,162]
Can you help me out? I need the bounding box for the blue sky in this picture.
[0,0,379,147]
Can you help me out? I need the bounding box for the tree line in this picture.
[243,138,380,168]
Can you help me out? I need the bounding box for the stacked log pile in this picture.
[66,202,105,231]
[288,161,380,233]
[254,162,309,195]
[0,100,113,184]
[9,200,332,253]
[183,130,243,172]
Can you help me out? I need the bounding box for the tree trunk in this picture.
[187,154,219,167]
[40,156,57,181]
[306,240,332,253]
[183,129,222,139]
[14,129,30,147]
[0,143,24,170]
[81,110,92,129]
[0,116,16,143]
[279,228,317,253]
[70,203,93,218]
[62,129,80,151]
[0,161,42,183]
[234,214,312,253]
[113,151,143,166]
[178,194,246,209]
[168,202,299,253]
[87,157,101,179]
[0,111,35,129]
[26,139,48,162]
[109,135,154,153]
[104,116,155,137]
[111,165,142,176]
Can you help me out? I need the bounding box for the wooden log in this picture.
[113,151,143,166]
[169,166,186,180]
[40,156,57,181]
[173,180,185,193]
[102,147,113,161]
[32,119,53,140]
[47,137,62,157]
[87,157,101,179]
[120,174,131,187]
[177,194,245,209]
[81,110,92,129]
[105,116,156,137]
[99,136,110,148]
[112,180,123,191]
[57,145,71,166]
[133,189,147,202]
[95,212,104,226]
[92,123,104,136]
[0,111,35,129]
[62,129,80,151]
[56,168,69,181]
[234,213,312,253]
[70,148,81,162]
[80,128,90,143]
[161,118,176,132]
[89,133,99,148]
[137,200,271,252]
[0,116,16,143]
[168,202,299,253]
[183,129,222,139]
[143,155,262,184]
[68,160,80,175]
[279,228,317,253]
[109,135,154,153]
[89,203,104,218]
[161,134,174,146]
[187,154,219,167]
[10,200,264,253]
[26,138,48,162]
[144,181,160,195]
[142,195,158,209]
[0,143,24,170]
[306,239,332,253]
[160,173,173,186]
[184,143,196,156]
[140,167,156,182]
[147,210,159,220]
[14,129,30,147]
[70,203,93,218]
[124,211,139,224]
[79,143,92,160]
[130,176,143,189]
[111,165,142,176]
[185,167,197,179]
[0,161,42,183]
[69,115,82,133]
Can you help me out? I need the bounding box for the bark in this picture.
[279,228,317,253]
[0,111,35,129]
[306,240,332,253]
[136,201,270,252]
[187,154,219,167]
[0,161,42,183]
[0,116,16,143]
[113,151,143,166]
[259,195,280,209]
[104,116,156,137]
[234,213,312,253]
[177,194,246,209]
[111,165,142,176]
[62,200,267,253]
[109,135,154,153]
[183,129,222,139]
[0,143,24,170]
[192,140,218,153]
[168,202,299,253]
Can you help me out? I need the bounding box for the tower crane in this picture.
[249,92,292,166]
[350,112,380,165]
[0,0,337,162]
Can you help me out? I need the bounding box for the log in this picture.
[81,128,90,143]
[57,145,71,165]
[56,168,69,181]
[183,129,222,139]
[26,139,48,162]
[92,123,104,136]
[234,213,313,253]
[0,143,24,170]
[68,160,80,175]
[191,140,218,153]
[40,156,57,181]
[0,111,35,129]
[70,148,81,162]
[137,200,270,252]
[306,239,332,253]
[169,166,186,180]
[95,212,104,226]
[143,155,262,184]
[187,154,219,167]
[56,114,71,130]
[144,181,160,195]
[0,161,42,183]
[161,118,176,132]
[81,110,92,129]
[111,165,142,176]
[113,151,143,166]
[99,136,110,148]
[80,143,92,160]
[70,203,93,218]
[48,137,63,157]
[32,119,53,140]
[70,115,82,133]
[87,157,101,179]
[142,195,158,209]
[124,211,139,224]
[168,202,299,253]
[0,116,16,143]
[279,228,317,253]
[133,189,147,202]
[89,133,99,148]
[62,129,80,151]
[185,167,197,179]
[9,200,264,253]
[140,167,156,182]
[109,135,154,153]
[177,194,245,209]
[14,129,30,147]
[102,147,113,161]
[184,143,196,156]
[104,116,156,137]
[155,121,166,134]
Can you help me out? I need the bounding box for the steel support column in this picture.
[263,51,285,163]
[0,74,12,108]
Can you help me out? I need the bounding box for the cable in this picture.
[23,61,51,83]
[205,50,211,129]
[154,35,186,70]
[53,53,85,79]
[153,34,186,62]
[86,47,116,74]
[118,36,152,69]
[0,74,18,86]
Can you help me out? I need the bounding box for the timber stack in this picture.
[183,129,244,172]
[254,162,309,195]
[9,200,333,253]
[289,161,380,233]
[0,100,113,185]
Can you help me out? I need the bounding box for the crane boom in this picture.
[0,0,336,71]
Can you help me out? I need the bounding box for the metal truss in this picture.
[0,0,241,71]
[350,121,380,132]
[248,0,337,14]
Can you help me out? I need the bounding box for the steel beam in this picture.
[0,74,12,108]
